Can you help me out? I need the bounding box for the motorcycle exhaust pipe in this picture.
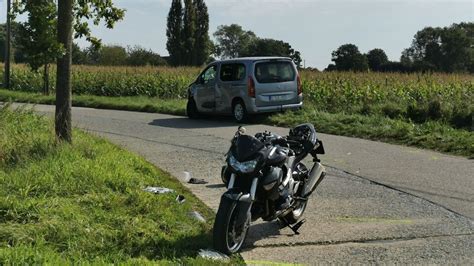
[302,162,326,197]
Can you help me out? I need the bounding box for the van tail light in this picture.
[297,74,302,95]
[248,76,256,98]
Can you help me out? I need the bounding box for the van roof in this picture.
[215,57,293,64]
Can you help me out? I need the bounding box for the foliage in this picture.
[166,0,183,66]
[402,22,474,73]
[126,46,168,66]
[242,38,302,67]
[366,48,388,71]
[72,0,126,49]
[12,0,63,72]
[0,106,240,264]
[166,0,211,66]
[331,44,369,72]
[213,24,257,59]
[96,45,128,66]
[0,22,21,63]
[192,0,211,66]
[213,24,302,66]
[182,0,196,66]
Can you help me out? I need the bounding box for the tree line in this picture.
[327,22,474,73]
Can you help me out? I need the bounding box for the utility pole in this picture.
[4,0,11,89]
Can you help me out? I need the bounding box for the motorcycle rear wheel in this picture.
[213,198,250,254]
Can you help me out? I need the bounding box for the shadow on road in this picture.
[148,117,237,129]
[243,221,292,250]
[148,114,270,129]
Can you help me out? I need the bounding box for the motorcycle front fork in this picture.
[227,173,258,203]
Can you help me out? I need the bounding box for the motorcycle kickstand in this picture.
[278,218,306,235]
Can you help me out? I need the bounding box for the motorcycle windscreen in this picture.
[231,135,264,162]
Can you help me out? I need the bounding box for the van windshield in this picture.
[254,61,296,83]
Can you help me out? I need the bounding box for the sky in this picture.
[1,0,473,69]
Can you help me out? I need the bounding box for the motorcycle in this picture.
[213,123,326,254]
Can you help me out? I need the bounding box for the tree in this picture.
[97,45,127,66]
[192,0,210,66]
[213,24,256,59]
[127,45,167,66]
[166,0,182,66]
[366,48,388,71]
[331,44,369,72]
[439,23,472,72]
[242,38,303,68]
[14,0,64,94]
[56,0,125,142]
[403,23,474,73]
[72,43,89,65]
[182,0,196,66]
[55,0,74,142]
[0,22,21,62]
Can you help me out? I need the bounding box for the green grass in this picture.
[269,108,474,158]
[0,104,241,264]
[0,89,186,116]
[1,89,472,158]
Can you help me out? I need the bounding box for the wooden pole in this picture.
[4,0,11,89]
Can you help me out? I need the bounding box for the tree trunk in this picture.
[55,0,73,143]
[43,64,49,95]
[4,0,11,89]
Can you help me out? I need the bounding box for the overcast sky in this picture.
[1,0,473,69]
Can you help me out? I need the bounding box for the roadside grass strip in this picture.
[0,105,241,264]
[1,88,472,158]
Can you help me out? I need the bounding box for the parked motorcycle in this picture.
[213,123,326,254]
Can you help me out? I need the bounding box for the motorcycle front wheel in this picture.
[213,198,250,254]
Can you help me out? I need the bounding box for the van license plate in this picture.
[269,95,285,101]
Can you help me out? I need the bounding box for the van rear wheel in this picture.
[233,100,248,123]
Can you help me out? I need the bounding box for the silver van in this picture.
[186,57,303,122]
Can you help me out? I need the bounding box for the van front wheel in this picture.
[233,100,248,123]
[186,99,200,119]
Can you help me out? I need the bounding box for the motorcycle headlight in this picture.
[228,154,258,173]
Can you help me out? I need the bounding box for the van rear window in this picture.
[254,61,295,83]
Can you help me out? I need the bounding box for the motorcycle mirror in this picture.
[238,126,246,135]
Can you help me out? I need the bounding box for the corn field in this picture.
[2,64,473,129]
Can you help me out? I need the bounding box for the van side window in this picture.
[220,63,246,82]
[201,65,217,83]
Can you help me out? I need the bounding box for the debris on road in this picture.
[189,211,206,222]
[198,249,229,261]
[176,194,186,204]
[181,171,192,182]
[188,178,208,184]
[143,186,174,194]
[182,171,209,184]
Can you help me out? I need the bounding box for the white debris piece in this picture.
[143,186,174,194]
[181,171,193,183]
[198,249,230,261]
[188,211,206,223]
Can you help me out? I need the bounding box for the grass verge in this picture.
[0,89,186,116]
[1,89,472,158]
[0,104,241,264]
[269,109,473,158]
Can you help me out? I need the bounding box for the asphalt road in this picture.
[11,103,474,264]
